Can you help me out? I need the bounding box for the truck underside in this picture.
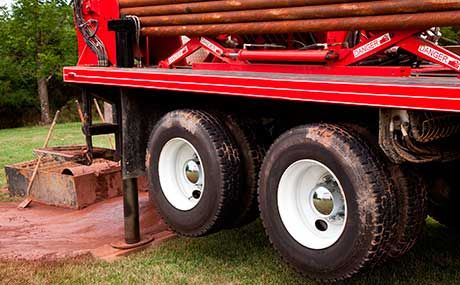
[66,0,460,281]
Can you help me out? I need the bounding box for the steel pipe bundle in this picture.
[119,0,212,9]
[121,0,370,16]
[138,0,460,27]
[118,0,460,36]
[141,11,460,36]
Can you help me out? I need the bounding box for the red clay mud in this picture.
[0,192,170,261]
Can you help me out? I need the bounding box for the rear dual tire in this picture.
[387,165,427,258]
[345,124,427,259]
[147,112,427,281]
[258,124,396,281]
[220,114,266,228]
[147,110,241,236]
[147,110,265,236]
[427,164,460,231]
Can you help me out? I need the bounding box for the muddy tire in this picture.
[429,201,460,230]
[387,166,427,258]
[258,124,395,282]
[146,109,241,236]
[428,165,460,230]
[344,124,427,259]
[220,114,266,228]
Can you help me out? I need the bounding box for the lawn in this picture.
[1,123,459,285]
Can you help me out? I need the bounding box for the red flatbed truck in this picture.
[65,0,460,281]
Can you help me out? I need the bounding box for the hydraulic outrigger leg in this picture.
[122,177,141,244]
[81,86,148,247]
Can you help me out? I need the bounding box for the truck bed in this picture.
[64,66,460,112]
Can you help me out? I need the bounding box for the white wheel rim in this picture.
[158,138,205,211]
[277,159,347,250]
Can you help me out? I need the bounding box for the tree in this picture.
[441,27,460,44]
[0,0,77,124]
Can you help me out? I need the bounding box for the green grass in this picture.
[0,219,459,285]
[1,124,460,284]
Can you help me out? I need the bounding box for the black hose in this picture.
[73,0,109,66]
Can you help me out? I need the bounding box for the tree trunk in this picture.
[37,77,51,124]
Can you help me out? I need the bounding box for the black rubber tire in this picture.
[429,199,460,230]
[344,124,427,259]
[387,165,427,258]
[258,123,396,282]
[220,114,266,228]
[146,109,241,237]
[428,165,460,230]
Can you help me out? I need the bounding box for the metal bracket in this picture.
[159,37,238,68]
[399,36,460,72]
[334,30,419,66]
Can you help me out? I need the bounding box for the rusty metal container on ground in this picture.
[5,145,149,209]
[5,158,122,209]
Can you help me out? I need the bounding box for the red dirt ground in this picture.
[0,192,170,261]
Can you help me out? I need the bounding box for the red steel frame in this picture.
[64,66,460,112]
[158,30,460,76]
[68,0,460,114]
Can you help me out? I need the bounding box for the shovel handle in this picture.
[25,110,60,195]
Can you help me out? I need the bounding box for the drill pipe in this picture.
[141,10,460,36]
[139,0,460,26]
[121,0,376,17]
[119,0,210,9]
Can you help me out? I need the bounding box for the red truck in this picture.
[65,0,460,281]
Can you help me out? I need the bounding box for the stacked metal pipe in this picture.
[118,0,460,36]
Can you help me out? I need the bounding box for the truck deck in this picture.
[64,66,460,112]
